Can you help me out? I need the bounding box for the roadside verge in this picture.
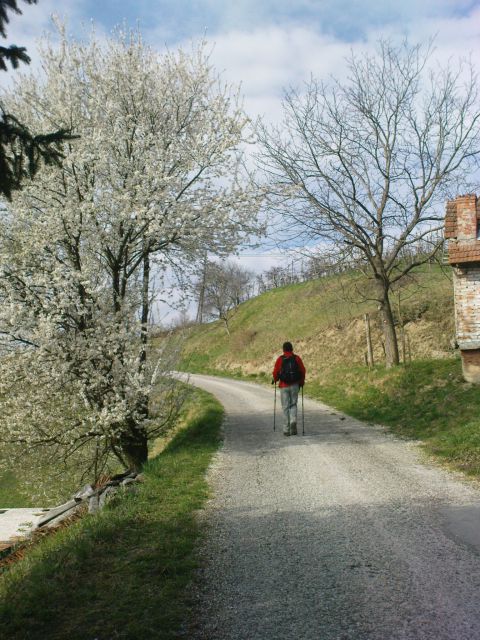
[0,387,223,640]
[179,358,480,480]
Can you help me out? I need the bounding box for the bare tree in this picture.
[258,40,480,367]
[259,264,301,290]
[198,260,253,333]
[169,307,194,330]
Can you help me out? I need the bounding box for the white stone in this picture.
[0,508,48,543]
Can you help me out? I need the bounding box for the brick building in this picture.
[445,194,480,383]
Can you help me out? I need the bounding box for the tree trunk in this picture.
[222,316,230,336]
[377,281,399,368]
[196,253,207,324]
[140,250,150,369]
[120,418,148,471]
[364,313,374,367]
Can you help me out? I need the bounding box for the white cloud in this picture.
[206,8,480,124]
[208,26,353,121]
[408,7,480,62]
[9,2,476,126]
[168,0,477,43]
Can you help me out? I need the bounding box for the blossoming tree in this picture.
[0,26,259,477]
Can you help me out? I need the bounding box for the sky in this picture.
[6,0,480,123]
[4,0,480,320]
[6,0,480,155]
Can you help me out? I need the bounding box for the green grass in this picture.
[308,358,480,476]
[177,263,480,476]
[177,264,455,377]
[0,387,224,640]
[0,471,37,508]
[180,273,373,368]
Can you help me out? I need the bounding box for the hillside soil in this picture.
[180,265,455,378]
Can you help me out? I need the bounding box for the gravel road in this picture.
[183,374,480,640]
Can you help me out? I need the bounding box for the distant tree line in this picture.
[191,231,447,329]
[194,260,254,333]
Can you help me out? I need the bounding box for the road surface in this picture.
[183,374,480,640]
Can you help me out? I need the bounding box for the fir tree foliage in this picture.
[0,0,36,69]
[0,0,76,199]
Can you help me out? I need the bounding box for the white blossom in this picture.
[0,25,261,478]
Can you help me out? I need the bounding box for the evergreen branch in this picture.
[0,0,37,39]
[0,44,30,69]
[0,111,80,199]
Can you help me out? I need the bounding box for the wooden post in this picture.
[397,290,406,364]
[364,313,374,367]
[406,331,412,363]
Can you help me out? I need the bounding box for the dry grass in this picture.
[179,264,455,377]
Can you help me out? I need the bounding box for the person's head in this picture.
[282,341,293,353]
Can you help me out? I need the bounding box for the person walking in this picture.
[272,341,306,436]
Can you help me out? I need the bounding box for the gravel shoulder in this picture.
[183,374,480,640]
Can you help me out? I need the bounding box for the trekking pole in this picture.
[301,385,305,435]
[273,381,277,432]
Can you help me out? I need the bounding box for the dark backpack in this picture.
[279,355,301,384]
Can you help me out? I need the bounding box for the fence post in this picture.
[364,313,374,368]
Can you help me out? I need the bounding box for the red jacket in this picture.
[272,351,306,388]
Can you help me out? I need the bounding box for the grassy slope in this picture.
[0,387,223,640]
[0,472,36,508]
[179,265,480,478]
[180,265,455,379]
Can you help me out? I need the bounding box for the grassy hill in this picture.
[180,264,456,380]
[178,264,480,479]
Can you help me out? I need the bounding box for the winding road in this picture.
[183,374,480,640]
